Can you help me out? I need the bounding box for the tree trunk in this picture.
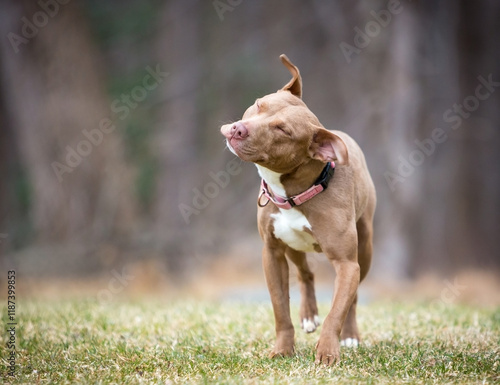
[152,0,204,268]
[0,0,137,243]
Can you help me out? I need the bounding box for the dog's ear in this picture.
[309,127,349,165]
[280,54,302,99]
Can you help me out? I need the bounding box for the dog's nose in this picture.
[231,122,249,139]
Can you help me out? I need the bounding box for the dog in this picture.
[220,54,376,365]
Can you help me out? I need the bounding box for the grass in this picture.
[0,299,499,384]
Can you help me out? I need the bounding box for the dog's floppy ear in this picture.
[309,127,349,165]
[280,54,302,99]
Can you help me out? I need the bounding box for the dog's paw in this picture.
[340,338,359,348]
[301,315,321,333]
[314,336,340,366]
[269,346,295,358]
[269,329,295,358]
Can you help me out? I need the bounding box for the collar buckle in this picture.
[259,162,335,210]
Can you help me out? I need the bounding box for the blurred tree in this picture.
[152,0,205,269]
[0,0,498,279]
[439,0,500,271]
[0,0,138,243]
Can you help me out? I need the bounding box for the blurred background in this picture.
[0,0,499,304]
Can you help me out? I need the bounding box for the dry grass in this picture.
[0,298,498,384]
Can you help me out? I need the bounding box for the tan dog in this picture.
[220,54,376,365]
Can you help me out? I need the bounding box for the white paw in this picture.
[340,338,359,348]
[301,316,321,333]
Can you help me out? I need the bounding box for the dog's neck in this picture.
[256,159,327,198]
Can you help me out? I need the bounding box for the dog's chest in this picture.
[256,165,320,252]
[271,208,319,252]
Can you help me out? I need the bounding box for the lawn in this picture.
[1,299,499,384]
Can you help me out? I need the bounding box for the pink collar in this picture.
[258,162,335,210]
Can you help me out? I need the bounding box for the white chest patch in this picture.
[271,208,317,252]
[256,165,318,252]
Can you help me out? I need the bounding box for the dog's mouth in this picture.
[225,139,238,156]
[226,138,249,158]
[226,138,267,163]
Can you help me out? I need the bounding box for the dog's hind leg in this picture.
[286,248,320,333]
[340,210,374,346]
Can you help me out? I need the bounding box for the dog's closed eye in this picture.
[271,122,290,135]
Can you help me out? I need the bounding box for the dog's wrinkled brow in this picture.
[256,99,267,111]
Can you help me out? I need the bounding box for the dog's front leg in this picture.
[315,232,360,365]
[262,242,295,357]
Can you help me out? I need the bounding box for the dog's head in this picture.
[221,54,348,174]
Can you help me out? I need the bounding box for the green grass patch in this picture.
[1,300,498,384]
